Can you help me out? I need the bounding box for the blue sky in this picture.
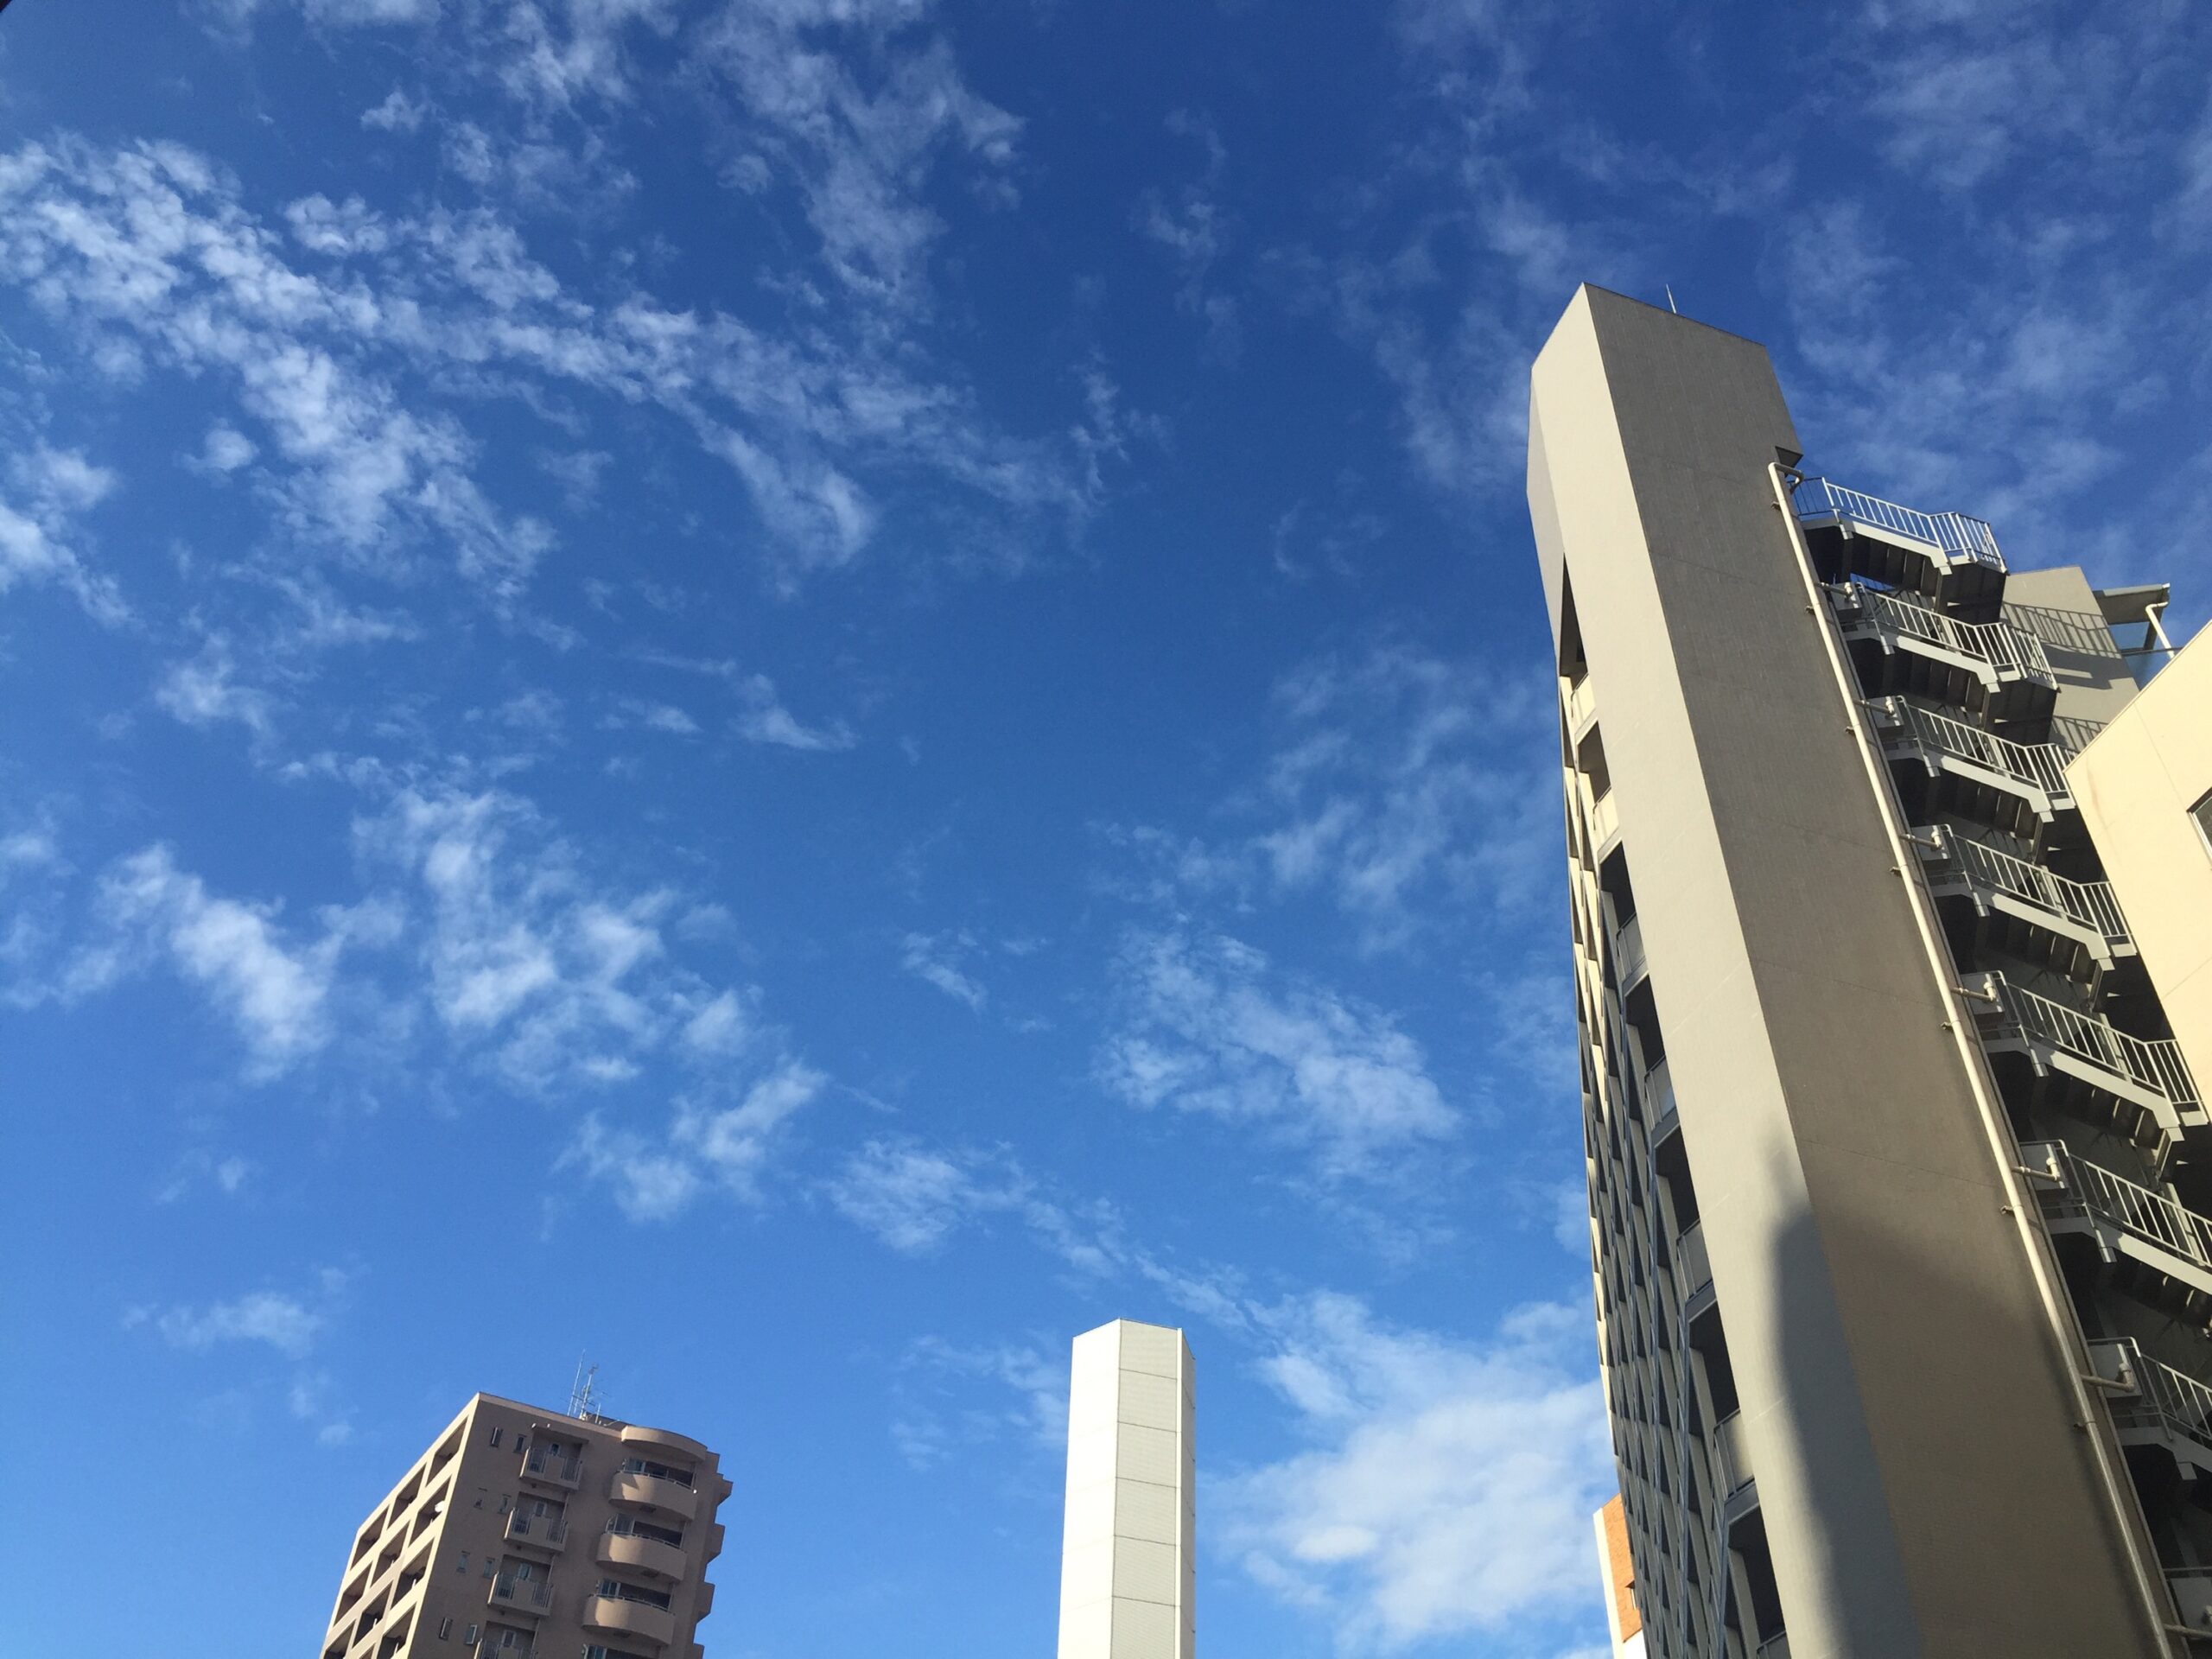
[3,3,2210,1656]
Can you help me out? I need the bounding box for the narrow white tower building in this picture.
[1056,1319,1194,1659]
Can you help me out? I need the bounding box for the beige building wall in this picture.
[2069,626,2212,1090]
[323,1393,728,1659]
[1057,1319,1195,1659]
[1592,1495,1646,1659]
[1529,284,2168,1657]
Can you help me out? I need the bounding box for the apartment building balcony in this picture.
[2087,1338,2212,1482]
[487,1573,554,1618]
[504,1510,569,1554]
[1610,912,1648,995]
[599,1529,687,1581]
[1677,1220,1715,1322]
[1973,976,2205,1150]
[1913,824,2136,981]
[610,1468,701,1522]
[520,1446,583,1491]
[1563,671,1599,746]
[1711,1410,1759,1529]
[1794,475,2006,613]
[2018,1141,2212,1316]
[1866,698,2074,836]
[1828,581,2056,724]
[583,1593,677,1649]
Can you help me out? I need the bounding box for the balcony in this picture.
[1973,976,2204,1146]
[2019,1141,2212,1313]
[1563,671,1599,744]
[1794,476,2005,613]
[1611,912,1647,995]
[505,1510,569,1554]
[600,1529,687,1581]
[2087,1338,2212,1481]
[1676,1221,1714,1322]
[611,1468,701,1522]
[1711,1410,1759,1528]
[583,1593,677,1649]
[487,1574,554,1618]
[1828,582,2055,722]
[520,1446,583,1490]
[1912,825,2134,976]
[1866,698,2074,833]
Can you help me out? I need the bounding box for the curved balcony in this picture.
[620,1422,712,1465]
[583,1594,677,1649]
[610,1469,700,1521]
[599,1529,687,1581]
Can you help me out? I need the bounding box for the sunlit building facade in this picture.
[1531,285,2210,1656]
[1056,1319,1196,1659]
[322,1393,728,1659]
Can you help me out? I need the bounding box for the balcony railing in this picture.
[1796,476,2005,570]
[505,1511,569,1548]
[522,1448,582,1485]
[1676,1221,1712,1300]
[2088,1337,2212,1450]
[1916,826,2131,947]
[488,1575,553,1613]
[1976,976,2200,1115]
[1832,582,2053,683]
[2020,1141,2212,1274]
[1713,1410,1755,1496]
[1869,698,2072,803]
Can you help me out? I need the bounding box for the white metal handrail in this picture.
[1870,698,2071,800]
[1832,582,2053,682]
[1796,476,2005,569]
[2020,1141,2212,1268]
[1926,827,2130,944]
[2091,1337,2212,1446]
[1986,976,2201,1110]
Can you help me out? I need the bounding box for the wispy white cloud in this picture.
[73,844,340,1074]
[1098,930,1456,1179]
[890,1333,1067,1471]
[0,136,1107,597]
[566,1058,827,1222]
[899,930,987,1011]
[0,442,128,620]
[1224,1292,1611,1651]
[128,1268,355,1443]
[156,638,278,738]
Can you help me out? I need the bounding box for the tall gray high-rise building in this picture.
[1529,286,2210,1657]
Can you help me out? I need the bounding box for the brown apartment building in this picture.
[1532,285,2212,1657]
[322,1394,728,1659]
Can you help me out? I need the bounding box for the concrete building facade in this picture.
[1594,1493,1648,1659]
[322,1394,728,1659]
[1529,285,2211,1657]
[1056,1319,1195,1659]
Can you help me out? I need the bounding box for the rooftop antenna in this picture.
[568,1357,603,1421]
[1664,284,1679,315]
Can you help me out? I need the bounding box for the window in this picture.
[461,1627,479,1649]
[486,1426,503,1448]
[2194,789,2212,857]
[454,1553,469,1575]
[437,1619,453,1642]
